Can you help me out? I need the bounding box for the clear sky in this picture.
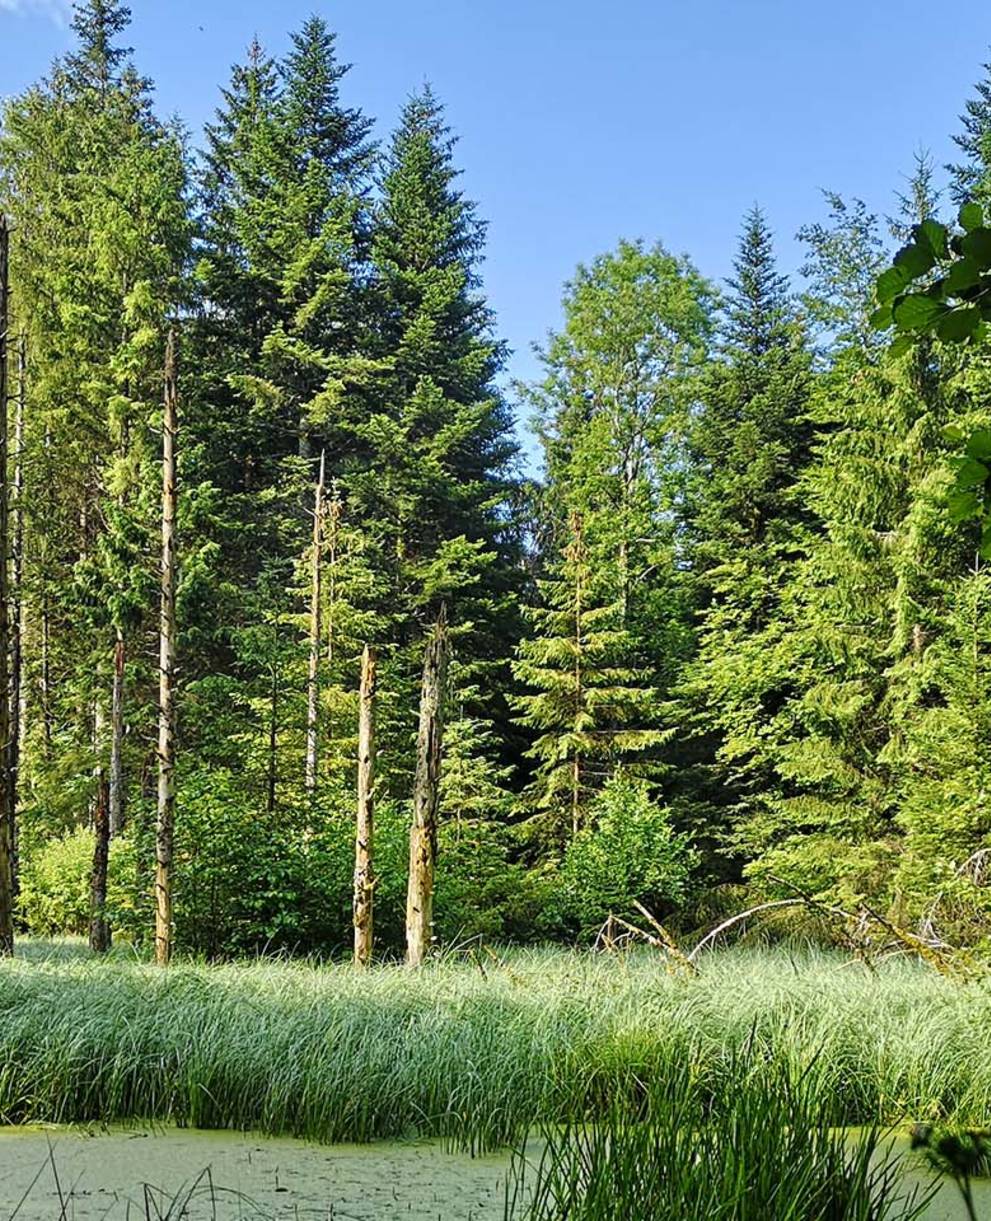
[0,0,987,404]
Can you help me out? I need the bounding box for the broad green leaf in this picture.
[887,334,913,358]
[936,305,981,342]
[961,227,991,266]
[868,303,893,331]
[943,424,966,443]
[981,523,991,560]
[955,456,990,489]
[916,219,949,259]
[948,489,981,522]
[943,257,983,296]
[893,242,936,278]
[892,294,947,331]
[960,201,984,232]
[876,265,910,304]
[966,429,991,461]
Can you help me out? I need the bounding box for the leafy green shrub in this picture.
[548,773,697,934]
[18,827,135,938]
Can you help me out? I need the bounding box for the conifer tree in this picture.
[677,209,812,850]
[353,87,518,636]
[514,513,667,841]
[1,0,190,944]
[949,54,991,207]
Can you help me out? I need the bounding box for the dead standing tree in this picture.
[8,333,25,883]
[155,327,179,966]
[0,215,13,956]
[353,643,377,967]
[405,607,450,967]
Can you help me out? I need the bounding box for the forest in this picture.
[1,3,991,966]
[8,3,991,1218]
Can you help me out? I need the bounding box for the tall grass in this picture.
[505,1062,937,1220]
[1,943,990,1148]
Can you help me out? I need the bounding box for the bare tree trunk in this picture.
[304,451,325,794]
[353,644,377,967]
[89,767,111,952]
[155,328,179,967]
[40,579,51,757]
[267,657,278,817]
[108,630,125,836]
[326,492,341,664]
[39,418,53,760]
[8,335,24,894]
[405,608,449,967]
[0,216,14,956]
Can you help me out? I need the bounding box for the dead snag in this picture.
[155,328,179,966]
[353,644,377,967]
[405,608,449,967]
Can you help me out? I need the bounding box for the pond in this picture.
[0,1127,514,1219]
[2,1126,991,1220]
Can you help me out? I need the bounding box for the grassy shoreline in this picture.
[1,944,989,1150]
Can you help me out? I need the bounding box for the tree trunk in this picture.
[0,216,14,956]
[89,770,111,952]
[108,630,125,836]
[8,334,25,894]
[405,608,449,967]
[267,660,278,816]
[39,421,53,760]
[304,451,325,793]
[155,328,179,967]
[353,644,377,967]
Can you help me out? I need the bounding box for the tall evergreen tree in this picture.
[677,208,813,859]
[949,54,991,207]
[514,512,666,841]
[345,86,521,793]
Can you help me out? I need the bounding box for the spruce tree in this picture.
[949,53,991,207]
[0,0,191,942]
[518,239,713,838]
[344,86,521,795]
[514,513,666,841]
[677,208,813,859]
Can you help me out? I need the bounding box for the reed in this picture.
[1,941,989,1149]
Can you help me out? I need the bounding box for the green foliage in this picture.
[549,774,696,932]
[18,829,134,939]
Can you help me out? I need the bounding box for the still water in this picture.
[1,1126,989,1219]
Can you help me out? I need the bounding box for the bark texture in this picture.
[353,644,377,967]
[155,328,178,966]
[304,451,325,793]
[405,608,449,967]
[0,216,14,956]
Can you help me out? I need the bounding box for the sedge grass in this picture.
[0,943,989,1149]
[504,1060,937,1221]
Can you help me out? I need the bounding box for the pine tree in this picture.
[514,513,667,841]
[949,54,991,207]
[0,0,191,944]
[676,208,813,860]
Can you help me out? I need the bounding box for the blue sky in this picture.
[0,0,986,405]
